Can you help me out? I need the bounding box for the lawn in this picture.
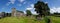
[0,16,60,23]
[0,16,45,23]
[49,16,60,23]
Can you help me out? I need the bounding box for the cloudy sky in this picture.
[0,0,60,14]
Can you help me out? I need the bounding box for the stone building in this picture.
[11,8,25,17]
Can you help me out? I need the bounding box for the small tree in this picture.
[6,13,11,17]
[26,10,32,16]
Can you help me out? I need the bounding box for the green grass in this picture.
[0,16,60,23]
[0,16,45,23]
[49,16,60,23]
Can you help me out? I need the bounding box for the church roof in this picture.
[16,10,24,13]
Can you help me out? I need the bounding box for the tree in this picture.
[34,1,50,17]
[26,10,32,16]
[54,12,60,15]
[6,13,11,17]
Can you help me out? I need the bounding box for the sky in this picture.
[0,0,60,14]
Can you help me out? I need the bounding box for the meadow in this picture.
[0,16,60,23]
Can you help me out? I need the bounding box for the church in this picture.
[11,8,25,17]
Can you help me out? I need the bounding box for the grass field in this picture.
[49,16,60,23]
[0,16,60,23]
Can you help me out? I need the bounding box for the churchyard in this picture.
[0,15,60,23]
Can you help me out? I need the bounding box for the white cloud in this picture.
[45,2,48,4]
[18,0,25,3]
[6,2,11,6]
[30,4,34,8]
[26,8,33,10]
[9,0,16,4]
[23,2,26,4]
[23,11,26,14]
[31,11,38,15]
[50,7,60,14]
[17,4,22,6]
[6,0,16,6]
[26,4,34,10]
[26,4,38,14]
[17,1,26,6]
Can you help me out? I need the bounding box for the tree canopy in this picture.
[26,10,32,16]
[34,1,50,17]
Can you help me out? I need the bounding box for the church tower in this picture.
[11,8,16,17]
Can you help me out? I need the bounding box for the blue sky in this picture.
[0,0,60,14]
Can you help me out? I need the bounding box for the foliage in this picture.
[34,1,50,16]
[26,10,32,16]
[5,13,11,17]
[54,12,60,15]
[44,16,50,23]
[0,12,11,19]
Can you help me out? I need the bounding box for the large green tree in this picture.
[34,1,50,17]
[26,10,32,16]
